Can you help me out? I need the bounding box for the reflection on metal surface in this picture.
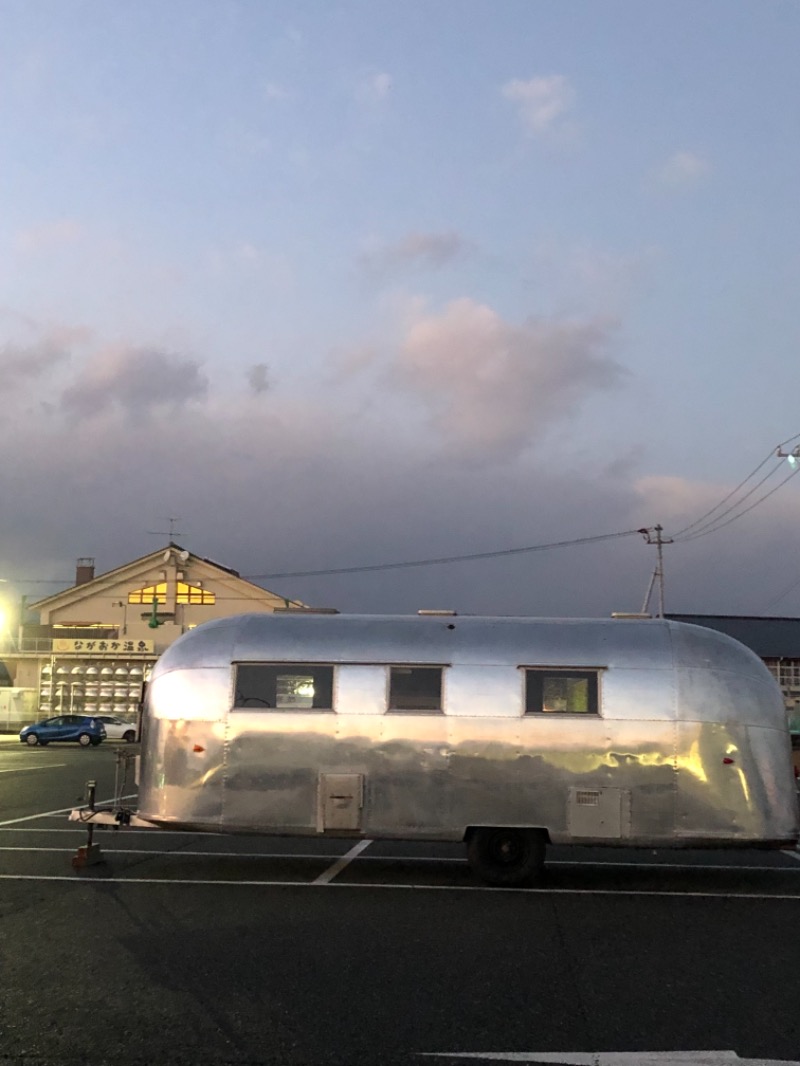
[137,613,799,850]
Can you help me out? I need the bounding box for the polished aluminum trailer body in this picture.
[138,613,798,851]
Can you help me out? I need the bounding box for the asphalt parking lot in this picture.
[2,739,800,1066]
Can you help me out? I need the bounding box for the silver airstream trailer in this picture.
[120,611,800,885]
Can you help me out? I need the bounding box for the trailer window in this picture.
[525,670,599,715]
[388,666,442,712]
[234,664,334,711]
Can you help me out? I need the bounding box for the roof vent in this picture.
[418,609,457,616]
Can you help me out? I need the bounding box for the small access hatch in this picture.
[567,786,631,839]
[319,773,364,832]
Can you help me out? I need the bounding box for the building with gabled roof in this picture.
[0,543,305,726]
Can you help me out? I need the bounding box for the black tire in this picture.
[78,733,92,747]
[466,827,546,887]
[90,737,102,746]
[25,733,39,747]
[123,730,136,743]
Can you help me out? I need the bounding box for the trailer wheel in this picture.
[466,827,546,887]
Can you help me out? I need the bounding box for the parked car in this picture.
[19,715,106,747]
[95,715,138,742]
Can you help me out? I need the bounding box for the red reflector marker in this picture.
[193,744,205,753]
[722,757,735,765]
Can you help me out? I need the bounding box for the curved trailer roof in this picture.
[155,611,772,680]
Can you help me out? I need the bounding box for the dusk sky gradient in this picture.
[2,0,800,619]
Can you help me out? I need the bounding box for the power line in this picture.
[243,529,644,580]
[669,450,779,539]
[678,465,800,543]
[761,572,800,614]
[669,431,800,543]
[671,462,784,541]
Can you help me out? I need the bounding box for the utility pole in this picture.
[639,525,673,618]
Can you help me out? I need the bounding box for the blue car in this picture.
[20,715,106,747]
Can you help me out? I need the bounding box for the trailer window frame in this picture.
[387,665,445,714]
[233,663,335,712]
[522,667,601,716]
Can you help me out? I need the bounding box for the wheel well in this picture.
[463,825,551,845]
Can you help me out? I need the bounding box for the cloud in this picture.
[502,75,576,137]
[655,150,711,187]
[59,346,208,419]
[527,241,663,313]
[264,82,289,102]
[390,298,624,460]
[357,71,392,106]
[359,231,469,277]
[247,363,270,395]
[2,341,800,623]
[14,219,84,254]
[0,324,91,390]
[236,242,260,263]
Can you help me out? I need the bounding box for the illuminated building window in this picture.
[127,582,216,605]
[176,581,215,605]
[128,582,167,605]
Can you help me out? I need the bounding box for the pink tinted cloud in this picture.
[59,345,208,419]
[392,298,624,459]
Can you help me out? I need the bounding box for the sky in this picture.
[2,0,800,620]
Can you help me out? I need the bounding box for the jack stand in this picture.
[72,780,105,869]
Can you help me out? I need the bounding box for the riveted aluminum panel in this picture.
[600,667,675,722]
[334,665,386,715]
[156,617,239,672]
[148,666,231,721]
[139,716,226,828]
[444,665,523,717]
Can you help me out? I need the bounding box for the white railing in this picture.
[0,637,55,654]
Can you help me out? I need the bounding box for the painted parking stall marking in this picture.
[420,1052,800,1064]
[0,764,67,774]
[0,793,137,827]
[312,838,373,884]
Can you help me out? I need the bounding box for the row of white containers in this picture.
[39,663,147,716]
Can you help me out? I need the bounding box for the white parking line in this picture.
[0,825,214,835]
[0,873,799,899]
[0,847,353,857]
[783,850,800,862]
[0,765,67,774]
[312,838,373,884]
[0,794,138,827]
